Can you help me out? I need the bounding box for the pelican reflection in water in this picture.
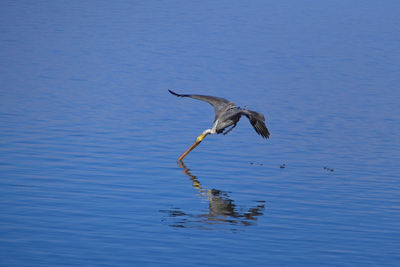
[160,162,266,229]
[169,90,270,162]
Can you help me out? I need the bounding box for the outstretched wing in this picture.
[169,89,236,119]
[241,109,270,139]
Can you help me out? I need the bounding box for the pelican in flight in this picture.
[169,90,270,162]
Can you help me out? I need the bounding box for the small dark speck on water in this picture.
[280,164,286,169]
[324,166,334,172]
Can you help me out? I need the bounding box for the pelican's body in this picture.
[169,90,270,162]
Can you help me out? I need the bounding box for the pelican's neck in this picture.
[202,129,212,135]
[210,119,219,134]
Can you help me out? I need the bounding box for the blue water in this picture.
[1,1,399,266]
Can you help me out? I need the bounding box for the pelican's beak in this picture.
[177,131,210,162]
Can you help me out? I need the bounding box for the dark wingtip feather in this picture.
[254,121,270,139]
[168,89,190,98]
[243,110,270,139]
[168,89,180,97]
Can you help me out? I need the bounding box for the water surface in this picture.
[1,1,399,266]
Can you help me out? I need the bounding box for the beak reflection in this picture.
[161,162,266,229]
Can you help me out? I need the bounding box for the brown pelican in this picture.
[169,90,270,162]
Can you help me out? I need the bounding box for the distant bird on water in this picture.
[169,90,270,162]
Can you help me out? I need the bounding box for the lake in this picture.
[1,0,399,266]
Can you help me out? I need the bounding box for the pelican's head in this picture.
[196,129,212,142]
